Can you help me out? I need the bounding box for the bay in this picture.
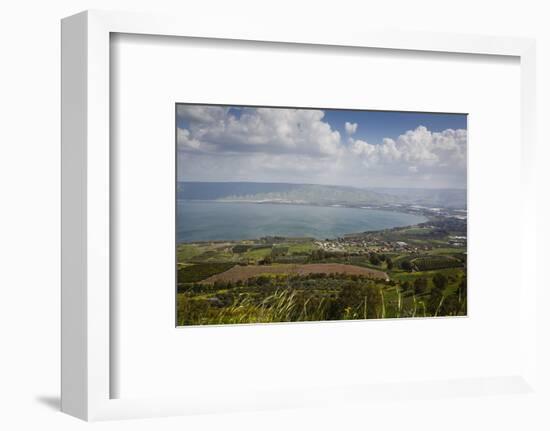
[177,201,427,243]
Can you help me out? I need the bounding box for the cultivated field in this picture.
[202,263,388,284]
[176,216,467,325]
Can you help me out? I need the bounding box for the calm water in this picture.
[177,201,427,243]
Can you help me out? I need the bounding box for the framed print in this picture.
[175,104,468,326]
[61,10,539,421]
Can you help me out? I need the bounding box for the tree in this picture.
[400,280,411,293]
[310,249,326,261]
[458,276,467,299]
[413,277,428,295]
[255,275,270,286]
[326,284,359,320]
[369,253,381,266]
[400,260,413,271]
[260,255,272,265]
[386,257,394,270]
[432,273,448,293]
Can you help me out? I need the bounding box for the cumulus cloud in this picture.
[177,105,342,157]
[177,128,201,150]
[349,126,466,175]
[177,105,229,124]
[345,122,358,135]
[177,106,466,188]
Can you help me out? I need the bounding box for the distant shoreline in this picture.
[176,198,465,212]
[175,200,438,245]
[176,198,466,230]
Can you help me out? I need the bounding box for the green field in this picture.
[177,218,467,325]
[178,262,236,284]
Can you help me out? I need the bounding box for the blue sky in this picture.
[177,105,466,147]
[176,104,467,189]
[322,109,466,146]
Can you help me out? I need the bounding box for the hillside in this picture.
[177,182,466,209]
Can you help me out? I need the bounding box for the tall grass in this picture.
[214,289,328,324]
[177,283,467,326]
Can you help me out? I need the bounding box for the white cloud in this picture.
[349,126,466,174]
[177,105,229,124]
[177,128,202,150]
[177,107,466,188]
[345,122,358,135]
[177,106,342,157]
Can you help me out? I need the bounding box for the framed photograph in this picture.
[175,103,468,326]
[61,10,539,421]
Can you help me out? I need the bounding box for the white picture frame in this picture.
[61,9,538,421]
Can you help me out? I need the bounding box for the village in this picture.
[314,236,427,255]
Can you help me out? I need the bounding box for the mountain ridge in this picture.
[177,181,466,209]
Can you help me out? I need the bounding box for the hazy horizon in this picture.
[177,179,466,191]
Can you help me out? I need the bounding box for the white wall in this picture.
[1,1,548,430]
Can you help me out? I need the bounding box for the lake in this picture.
[177,201,427,243]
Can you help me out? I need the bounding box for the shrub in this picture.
[232,244,251,253]
[413,277,429,295]
[432,273,448,292]
[400,260,413,271]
